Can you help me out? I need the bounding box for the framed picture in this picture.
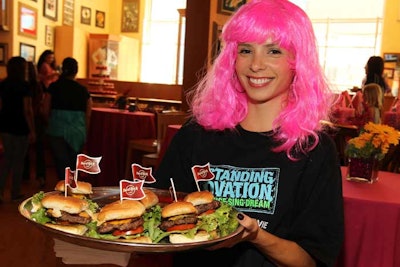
[0,0,10,31]
[95,10,105,28]
[18,3,38,39]
[217,0,246,15]
[384,68,395,79]
[81,6,91,25]
[63,0,74,26]
[43,0,58,21]
[20,43,36,62]
[211,22,223,63]
[0,43,8,65]
[121,0,139,32]
[45,25,54,47]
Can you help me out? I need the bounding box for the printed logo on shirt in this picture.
[201,165,279,215]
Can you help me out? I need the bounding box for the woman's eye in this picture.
[238,48,251,54]
[268,49,282,55]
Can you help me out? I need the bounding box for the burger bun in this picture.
[183,191,214,206]
[41,194,89,214]
[140,189,159,209]
[169,231,210,244]
[161,201,197,218]
[119,236,153,244]
[55,180,93,195]
[97,200,145,223]
[45,223,88,236]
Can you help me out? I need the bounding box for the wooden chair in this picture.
[141,111,188,170]
[125,111,187,177]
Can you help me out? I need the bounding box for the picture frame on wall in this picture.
[45,25,54,47]
[211,22,223,63]
[63,0,74,26]
[217,0,246,15]
[81,6,91,25]
[95,10,105,28]
[0,43,8,65]
[43,0,58,21]
[20,43,36,62]
[121,0,139,32]
[18,3,38,39]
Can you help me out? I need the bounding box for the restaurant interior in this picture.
[1,0,400,266]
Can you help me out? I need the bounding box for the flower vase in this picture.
[347,157,380,183]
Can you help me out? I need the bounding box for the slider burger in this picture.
[160,201,210,243]
[39,194,96,235]
[55,180,93,199]
[95,200,152,243]
[140,188,159,210]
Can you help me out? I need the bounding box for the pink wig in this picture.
[188,0,333,159]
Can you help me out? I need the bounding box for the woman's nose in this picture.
[250,55,266,72]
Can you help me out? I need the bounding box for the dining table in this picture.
[85,107,156,186]
[336,166,400,267]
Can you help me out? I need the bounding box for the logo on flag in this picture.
[191,162,215,182]
[131,164,156,183]
[120,180,145,200]
[65,167,77,189]
[76,154,102,174]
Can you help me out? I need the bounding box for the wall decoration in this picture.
[0,43,8,65]
[18,3,38,39]
[43,0,58,21]
[20,43,36,62]
[0,0,10,31]
[81,6,91,25]
[121,0,139,32]
[95,10,105,28]
[217,0,246,15]
[45,25,54,47]
[63,0,74,26]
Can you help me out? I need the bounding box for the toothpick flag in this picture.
[131,163,156,183]
[191,162,215,191]
[76,154,102,174]
[64,167,76,196]
[169,178,177,202]
[120,179,145,201]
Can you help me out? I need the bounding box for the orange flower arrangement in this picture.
[345,122,400,160]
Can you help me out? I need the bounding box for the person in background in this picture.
[37,50,59,90]
[43,57,92,180]
[22,62,46,188]
[154,1,344,267]
[362,83,383,124]
[0,57,35,202]
[362,56,390,99]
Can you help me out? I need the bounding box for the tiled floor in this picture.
[0,148,171,267]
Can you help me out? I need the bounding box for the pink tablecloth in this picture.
[336,167,400,267]
[86,108,156,186]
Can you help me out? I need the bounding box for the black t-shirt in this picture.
[0,79,32,135]
[47,77,90,112]
[155,121,344,267]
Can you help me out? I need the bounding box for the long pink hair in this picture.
[188,0,333,159]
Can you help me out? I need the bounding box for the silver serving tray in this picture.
[19,187,243,253]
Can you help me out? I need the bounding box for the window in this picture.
[140,0,186,84]
[292,0,384,92]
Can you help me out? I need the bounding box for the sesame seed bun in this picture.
[140,189,159,209]
[55,180,93,195]
[97,200,145,223]
[161,201,197,218]
[183,191,214,206]
[41,194,89,214]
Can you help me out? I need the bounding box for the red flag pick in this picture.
[131,163,156,183]
[65,167,77,189]
[120,179,145,201]
[76,154,102,174]
[191,162,215,191]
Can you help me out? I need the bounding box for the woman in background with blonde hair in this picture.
[362,83,382,124]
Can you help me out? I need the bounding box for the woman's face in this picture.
[45,54,55,63]
[235,41,294,105]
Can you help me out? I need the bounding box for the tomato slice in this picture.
[167,223,196,232]
[200,209,215,216]
[112,226,144,236]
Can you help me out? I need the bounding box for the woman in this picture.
[37,50,59,90]
[0,57,35,202]
[154,1,344,266]
[43,57,92,180]
[362,56,390,99]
